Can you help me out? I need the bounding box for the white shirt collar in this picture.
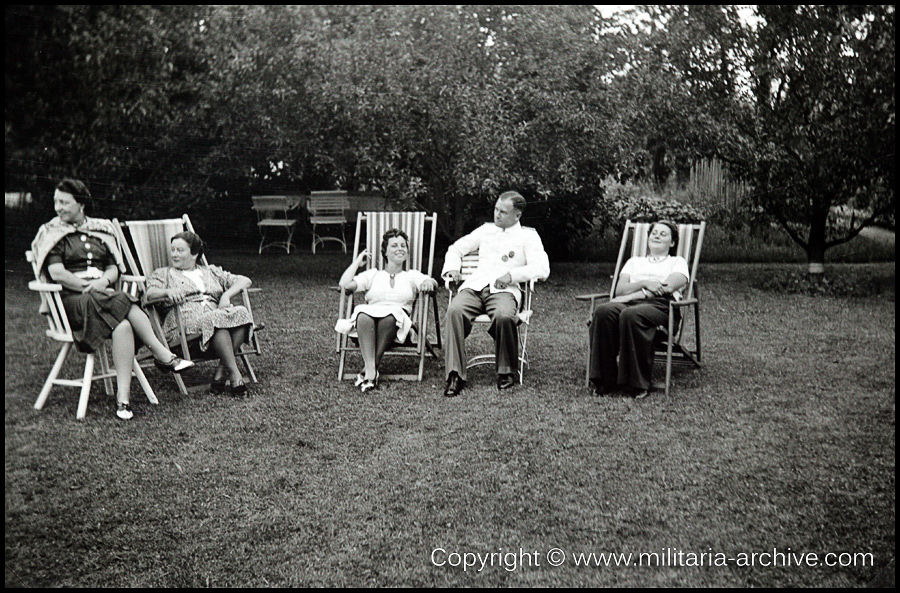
[494,221,522,233]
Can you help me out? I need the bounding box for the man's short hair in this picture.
[498,191,526,214]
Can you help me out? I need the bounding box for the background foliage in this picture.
[5,5,895,265]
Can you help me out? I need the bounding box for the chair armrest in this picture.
[574,292,609,302]
[143,295,170,306]
[28,279,63,292]
[121,274,145,284]
[669,297,699,309]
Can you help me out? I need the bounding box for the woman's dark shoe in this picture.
[154,354,194,374]
[227,380,248,397]
[210,379,227,394]
[497,373,516,390]
[443,372,466,397]
[590,380,613,397]
[359,379,377,393]
[592,385,612,397]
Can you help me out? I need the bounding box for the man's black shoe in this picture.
[444,372,466,397]
[497,373,516,390]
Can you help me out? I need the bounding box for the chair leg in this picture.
[239,350,258,383]
[417,338,426,381]
[694,306,702,364]
[35,343,72,410]
[338,336,348,380]
[98,346,115,396]
[76,353,95,420]
[172,370,189,395]
[133,358,158,405]
[585,325,592,387]
[665,313,675,397]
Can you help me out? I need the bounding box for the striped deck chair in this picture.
[577,220,706,396]
[337,211,441,381]
[116,215,263,394]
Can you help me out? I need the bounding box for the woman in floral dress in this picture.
[145,231,254,395]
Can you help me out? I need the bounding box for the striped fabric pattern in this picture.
[125,216,202,275]
[363,211,430,274]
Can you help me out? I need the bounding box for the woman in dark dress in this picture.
[31,179,194,419]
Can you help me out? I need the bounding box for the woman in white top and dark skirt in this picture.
[588,221,689,400]
[337,229,437,392]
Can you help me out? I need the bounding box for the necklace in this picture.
[386,268,401,288]
[648,254,668,264]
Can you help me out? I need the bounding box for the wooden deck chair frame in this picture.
[252,195,299,254]
[576,220,706,396]
[115,214,263,395]
[336,211,441,381]
[444,251,539,384]
[308,190,350,254]
[25,229,158,420]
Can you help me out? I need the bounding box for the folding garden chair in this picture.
[444,250,539,384]
[26,237,157,420]
[308,190,350,254]
[115,214,263,394]
[252,195,299,254]
[576,220,706,396]
[336,211,441,381]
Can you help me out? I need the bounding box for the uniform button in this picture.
[85,243,92,250]
[80,235,88,242]
[87,252,93,259]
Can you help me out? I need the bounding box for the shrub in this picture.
[595,176,706,228]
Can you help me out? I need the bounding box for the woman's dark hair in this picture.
[652,220,679,256]
[381,228,409,260]
[56,178,92,209]
[171,231,205,262]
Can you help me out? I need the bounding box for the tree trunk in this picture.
[806,205,828,277]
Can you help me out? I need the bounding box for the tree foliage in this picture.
[742,5,895,273]
[5,5,895,266]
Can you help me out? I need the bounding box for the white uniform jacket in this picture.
[441,222,550,305]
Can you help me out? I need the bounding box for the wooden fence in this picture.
[688,157,750,213]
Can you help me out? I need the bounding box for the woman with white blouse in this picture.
[337,229,437,392]
[588,221,689,400]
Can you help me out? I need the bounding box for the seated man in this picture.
[441,191,551,396]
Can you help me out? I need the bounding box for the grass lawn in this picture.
[4,250,895,587]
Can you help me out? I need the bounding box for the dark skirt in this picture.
[61,289,138,353]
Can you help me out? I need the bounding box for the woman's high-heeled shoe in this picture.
[228,380,248,397]
[154,354,195,374]
[116,402,133,420]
